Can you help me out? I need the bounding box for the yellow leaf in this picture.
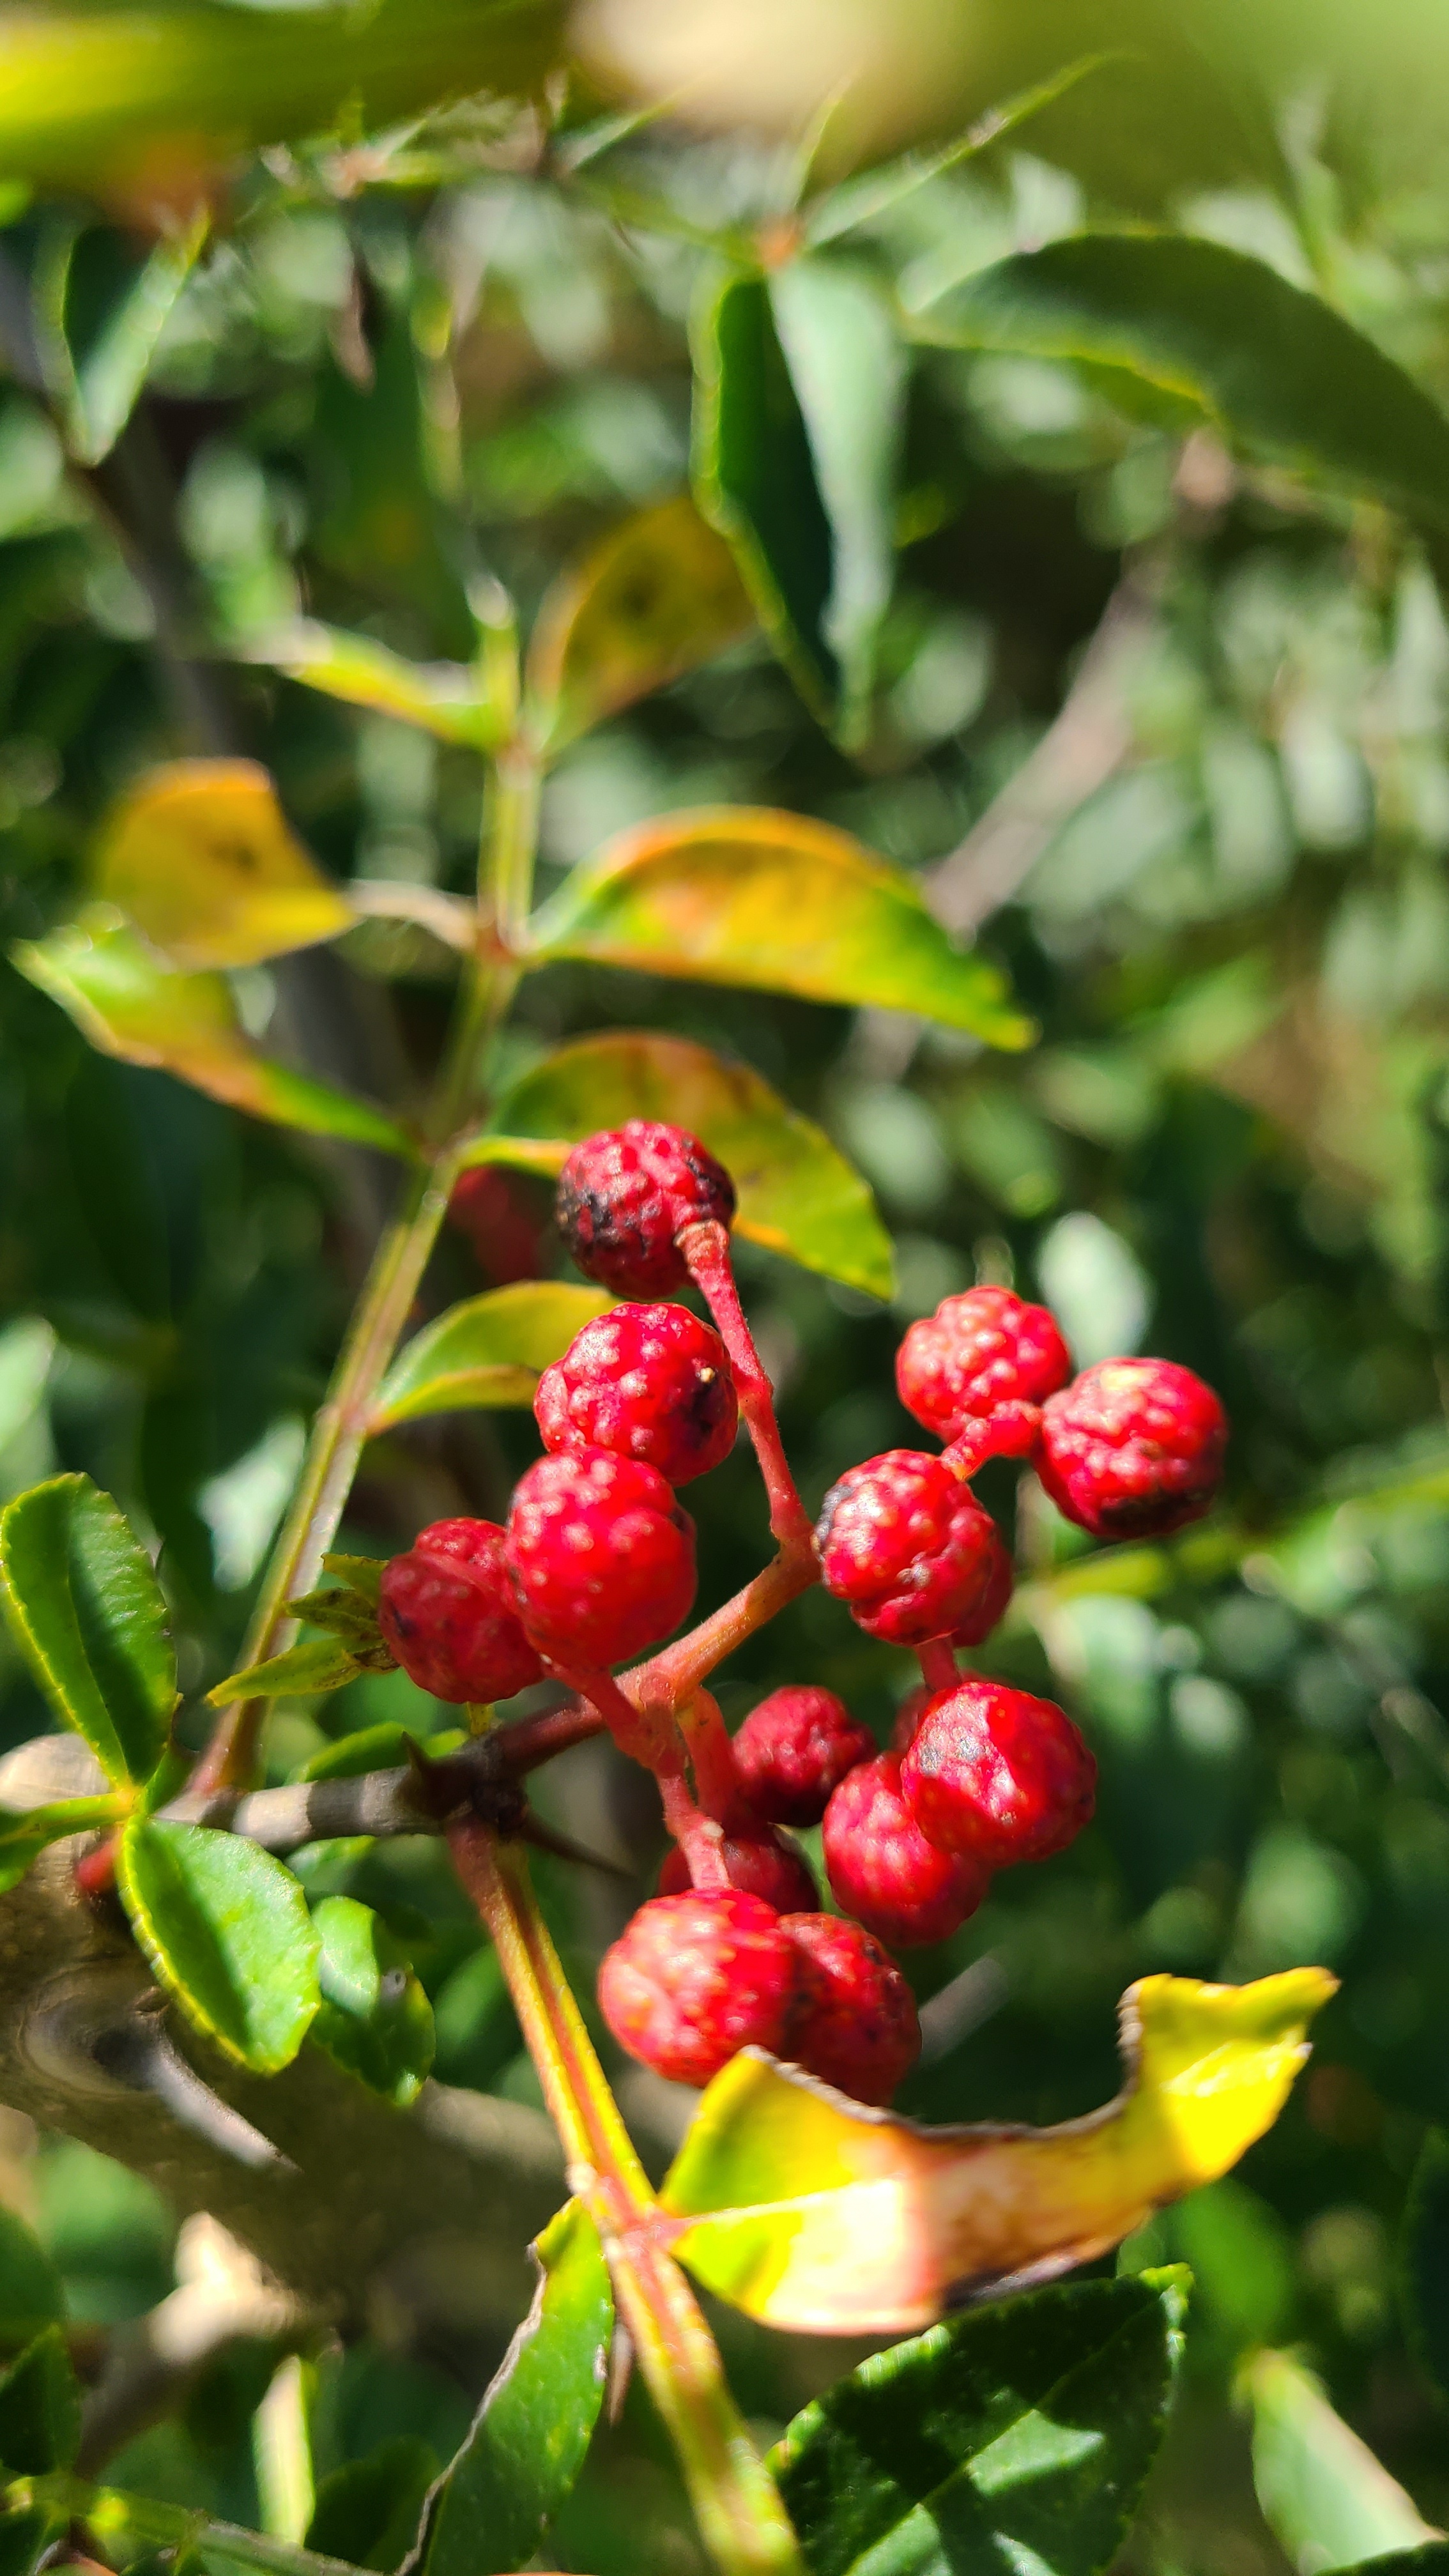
[527,494,755,755]
[92,760,354,969]
[661,1970,1336,2334]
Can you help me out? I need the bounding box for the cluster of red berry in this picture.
[376,1120,1227,2111]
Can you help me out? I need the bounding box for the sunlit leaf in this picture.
[306,2439,439,2574]
[802,58,1114,246]
[1243,2349,1443,2573]
[661,1970,1335,2333]
[525,811,1032,1046]
[527,494,756,755]
[420,2200,613,2576]
[65,209,210,465]
[0,2329,80,2476]
[911,234,1449,533]
[91,762,354,969]
[309,1896,434,2109]
[206,1638,363,1710]
[371,1284,615,1432]
[117,1818,320,2074]
[0,1473,175,1786]
[253,623,496,750]
[772,2270,1186,2576]
[0,1795,125,1894]
[13,910,413,1157]
[480,1030,896,1298]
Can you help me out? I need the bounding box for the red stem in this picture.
[679,1222,813,1556]
[659,1774,732,1887]
[917,1637,958,1696]
[677,1687,744,1823]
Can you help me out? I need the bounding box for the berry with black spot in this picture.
[555,1121,736,1298]
[597,1888,806,2087]
[657,1824,818,1913]
[535,1301,737,1487]
[505,1448,696,1666]
[815,1450,1004,1647]
[897,1285,1071,1442]
[781,1912,920,2105]
[822,1752,989,1947]
[730,1685,876,1828]
[1038,1358,1227,1540]
[378,1519,543,1705]
[900,1678,1096,1867]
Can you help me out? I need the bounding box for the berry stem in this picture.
[659,1774,732,1887]
[917,1638,958,1696]
[447,1821,808,2576]
[631,1545,818,1711]
[677,1688,745,1824]
[547,1661,681,1775]
[678,1222,813,1557]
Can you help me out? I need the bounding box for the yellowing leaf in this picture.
[254,622,497,749]
[526,810,1032,1046]
[91,760,353,969]
[475,1031,895,1299]
[527,494,755,755]
[371,1282,617,1430]
[661,1970,1335,2334]
[13,910,413,1158]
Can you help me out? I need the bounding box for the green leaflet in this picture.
[770,2273,1187,2576]
[911,233,1449,534]
[371,1284,616,1430]
[0,1796,125,1894]
[309,1898,435,2110]
[1243,2349,1442,2573]
[0,2331,80,2478]
[44,210,210,466]
[0,2210,62,2347]
[254,624,496,749]
[207,1638,364,1710]
[117,1820,320,2075]
[419,2200,612,2576]
[0,1473,175,1786]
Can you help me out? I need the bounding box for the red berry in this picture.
[822,1752,988,1947]
[782,1912,921,2106]
[815,1450,1004,1647]
[535,1301,737,1487]
[447,1166,546,1285]
[505,1448,696,1666]
[891,1680,934,1752]
[897,1286,1071,1442]
[378,1518,543,1705]
[900,1679,1096,1867]
[1037,1358,1227,1540]
[658,1826,817,1913]
[730,1686,876,1828]
[555,1122,736,1297]
[598,1889,806,2087]
[951,1523,1015,1646]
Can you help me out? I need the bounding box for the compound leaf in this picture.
[13,910,411,1157]
[117,1818,320,2074]
[372,1284,615,1432]
[421,2198,612,2576]
[309,1896,435,2109]
[90,762,354,969]
[662,1970,1335,2334]
[0,1473,175,1786]
[1244,2349,1441,2573]
[480,1030,895,1298]
[772,2270,1187,2576]
[527,494,755,754]
[525,811,1031,1046]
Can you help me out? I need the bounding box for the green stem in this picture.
[447,1823,808,2576]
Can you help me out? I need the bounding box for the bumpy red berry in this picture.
[535,1301,737,1487]
[900,1679,1096,1867]
[505,1448,696,1666]
[730,1685,876,1828]
[951,1523,1015,1646]
[891,1680,934,1752]
[598,1889,806,2087]
[555,1121,736,1297]
[658,1825,818,1913]
[378,1518,543,1705]
[1037,1358,1227,1540]
[782,1912,921,2105]
[897,1286,1071,1442]
[822,1752,988,1947]
[815,1450,1004,1646]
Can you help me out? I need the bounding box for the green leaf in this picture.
[90,762,355,970]
[309,1897,434,2110]
[770,2270,1187,2576]
[0,1473,175,1786]
[422,2200,613,2576]
[305,2439,438,2573]
[525,813,1032,1046]
[206,1639,364,1710]
[526,493,756,755]
[0,2329,80,2476]
[12,911,412,1158]
[481,1030,896,1298]
[65,210,210,466]
[765,259,906,747]
[371,1284,615,1432]
[911,234,1449,535]
[293,1724,420,1785]
[116,1819,320,2075]
[0,2209,62,2345]
[0,2504,65,2576]
[1404,2130,1449,2405]
[0,1795,125,1893]
[802,59,1114,247]
[1244,2349,1441,2573]
[252,624,496,750]
[692,271,836,726]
